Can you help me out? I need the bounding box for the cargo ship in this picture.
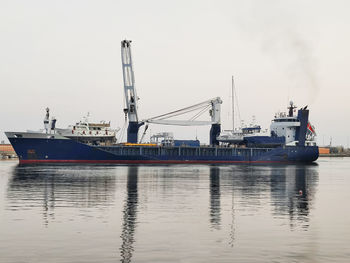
[5,40,318,164]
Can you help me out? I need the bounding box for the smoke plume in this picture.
[234,0,319,103]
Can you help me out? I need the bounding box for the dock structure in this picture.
[318,146,350,157]
[0,144,17,159]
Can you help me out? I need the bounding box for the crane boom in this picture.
[144,97,222,124]
[121,40,139,122]
[146,120,215,126]
[121,40,143,143]
[143,97,222,145]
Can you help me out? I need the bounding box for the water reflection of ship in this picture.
[208,164,319,243]
[270,165,319,229]
[209,166,236,246]
[120,166,139,263]
[232,165,318,229]
[8,165,117,225]
[209,166,221,230]
[8,165,140,262]
[7,164,318,257]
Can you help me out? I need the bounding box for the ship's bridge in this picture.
[271,112,300,145]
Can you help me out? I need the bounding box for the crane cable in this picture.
[153,104,208,120]
[189,105,211,121]
[146,99,217,122]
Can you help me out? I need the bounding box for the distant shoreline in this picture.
[319,154,350,157]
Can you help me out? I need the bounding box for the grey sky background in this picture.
[1,0,349,146]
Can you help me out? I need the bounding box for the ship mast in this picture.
[231,76,235,131]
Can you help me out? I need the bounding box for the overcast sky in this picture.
[1,0,349,146]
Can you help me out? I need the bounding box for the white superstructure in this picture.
[57,117,119,145]
[42,110,119,145]
[270,113,300,145]
[270,101,316,146]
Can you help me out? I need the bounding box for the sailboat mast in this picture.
[232,76,235,131]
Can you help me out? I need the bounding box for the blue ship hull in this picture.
[7,136,319,164]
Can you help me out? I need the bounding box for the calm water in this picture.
[0,159,350,263]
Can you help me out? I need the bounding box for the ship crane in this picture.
[144,97,222,126]
[144,97,222,145]
[121,40,144,143]
[121,39,222,145]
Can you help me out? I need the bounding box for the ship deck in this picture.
[97,145,274,158]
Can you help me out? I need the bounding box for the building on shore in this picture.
[0,144,17,159]
[319,147,330,155]
[319,146,350,157]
